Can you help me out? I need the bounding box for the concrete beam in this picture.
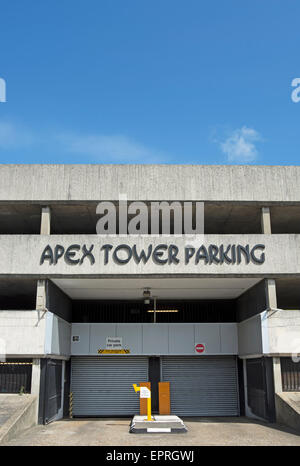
[273,357,283,393]
[265,279,277,309]
[1,165,300,202]
[36,279,47,310]
[1,234,300,277]
[40,207,51,235]
[261,207,272,234]
[31,358,41,424]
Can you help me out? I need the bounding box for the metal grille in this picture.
[161,356,239,416]
[71,356,148,416]
[0,361,32,393]
[281,358,300,391]
[72,300,236,323]
[44,360,63,424]
[246,358,267,419]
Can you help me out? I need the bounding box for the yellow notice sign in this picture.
[97,349,130,355]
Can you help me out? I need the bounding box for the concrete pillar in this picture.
[36,279,47,310]
[40,206,51,235]
[31,358,41,423]
[265,281,282,419]
[273,357,283,393]
[265,278,277,309]
[32,208,50,423]
[243,359,251,417]
[261,207,272,234]
[36,206,49,311]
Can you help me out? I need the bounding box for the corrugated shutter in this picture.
[162,356,239,416]
[71,356,148,416]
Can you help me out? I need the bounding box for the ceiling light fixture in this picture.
[143,288,151,304]
[147,309,179,313]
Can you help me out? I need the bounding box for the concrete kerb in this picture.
[130,415,188,434]
[275,392,300,433]
[0,395,37,445]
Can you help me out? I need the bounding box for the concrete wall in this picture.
[237,280,267,322]
[0,310,46,357]
[46,280,72,322]
[277,278,300,309]
[71,322,238,356]
[261,310,300,355]
[1,165,300,202]
[0,395,38,445]
[0,310,70,358]
[238,314,263,357]
[0,234,299,276]
[1,308,299,359]
[275,392,300,432]
[238,310,300,357]
[45,312,71,358]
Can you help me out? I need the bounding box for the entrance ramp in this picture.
[275,392,300,432]
[0,394,37,444]
[130,415,187,434]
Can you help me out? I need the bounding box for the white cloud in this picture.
[0,120,168,163]
[0,121,35,149]
[57,132,167,163]
[220,126,262,163]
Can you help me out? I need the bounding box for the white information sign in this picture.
[106,337,123,349]
[140,387,151,399]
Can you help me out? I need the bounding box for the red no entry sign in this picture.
[195,343,205,354]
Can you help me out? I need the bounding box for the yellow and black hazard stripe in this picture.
[0,362,32,365]
[69,392,73,419]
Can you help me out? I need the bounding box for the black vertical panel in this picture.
[237,357,245,416]
[246,358,267,419]
[46,280,72,322]
[149,357,160,413]
[72,300,237,323]
[236,280,267,322]
[38,359,63,425]
[246,357,275,422]
[63,360,71,418]
[38,359,47,424]
[45,360,62,424]
[264,358,276,422]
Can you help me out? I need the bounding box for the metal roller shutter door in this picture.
[162,356,239,416]
[71,356,148,416]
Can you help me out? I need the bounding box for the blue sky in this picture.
[0,0,299,165]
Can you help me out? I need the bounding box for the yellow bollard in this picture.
[133,384,153,421]
[147,396,152,422]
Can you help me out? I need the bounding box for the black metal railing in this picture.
[0,360,32,393]
[281,358,300,391]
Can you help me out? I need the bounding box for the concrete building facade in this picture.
[0,164,300,424]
